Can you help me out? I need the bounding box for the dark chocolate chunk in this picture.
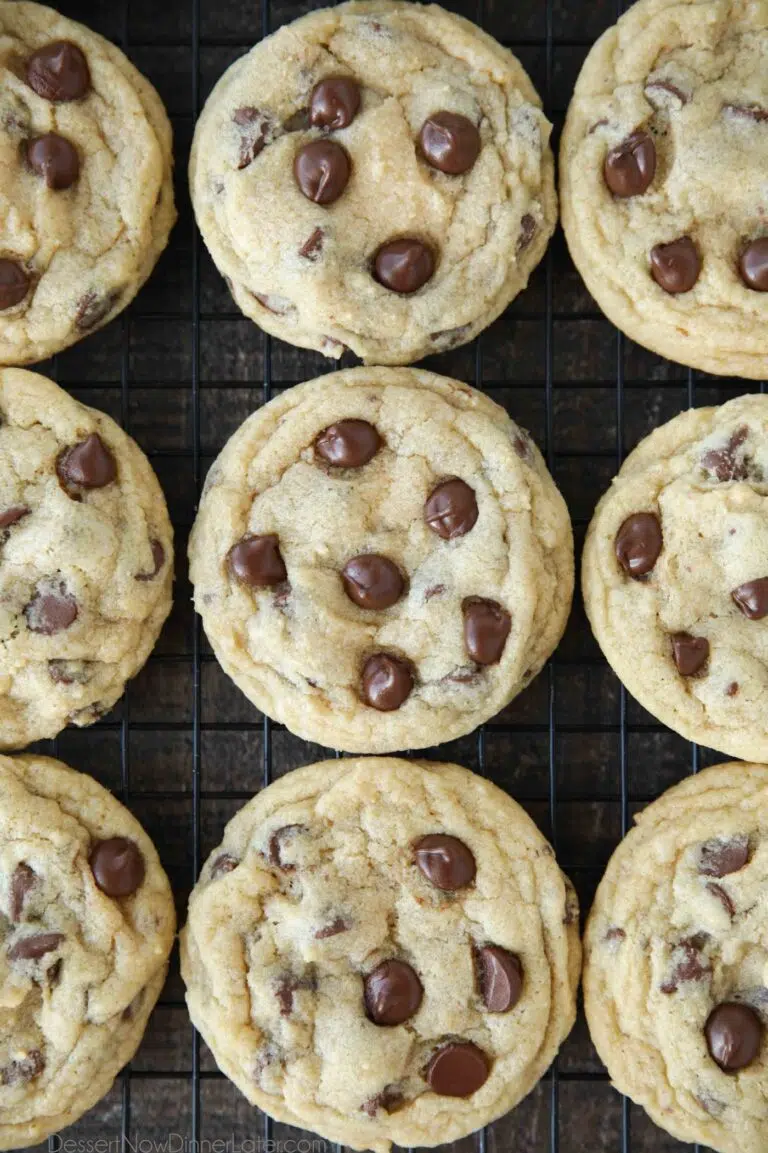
[0,260,30,310]
[650,236,701,293]
[475,945,523,1012]
[419,111,481,175]
[309,76,361,130]
[361,653,413,711]
[228,534,287,588]
[425,1041,490,1097]
[706,1003,762,1071]
[699,836,750,877]
[316,419,381,467]
[414,833,476,890]
[25,585,78,635]
[90,838,145,898]
[9,863,36,922]
[341,555,404,610]
[8,931,64,961]
[374,239,435,293]
[26,41,90,102]
[299,227,325,260]
[604,131,656,197]
[732,578,768,620]
[57,433,116,492]
[135,539,165,582]
[672,633,709,676]
[615,512,663,577]
[294,139,350,205]
[425,479,478,540]
[27,133,79,189]
[462,597,511,665]
[361,1085,404,1117]
[740,238,768,291]
[364,959,423,1025]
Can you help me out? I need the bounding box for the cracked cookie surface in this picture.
[585,762,768,1153]
[189,0,555,365]
[561,0,768,378]
[0,369,174,750]
[188,367,573,754]
[181,757,581,1152]
[583,394,768,761]
[0,753,175,1150]
[0,1,176,365]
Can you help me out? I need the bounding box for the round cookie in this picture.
[0,1,176,365]
[188,367,573,753]
[0,753,176,1150]
[561,0,768,379]
[582,394,768,761]
[0,368,174,750]
[181,757,581,1151]
[584,762,768,1153]
[189,0,556,366]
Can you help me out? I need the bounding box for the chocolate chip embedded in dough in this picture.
[26,41,90,102]
[0,1050,44,1086]
[604,131,656,197]
[615,512,663,577]
[90,837,146,898]
[414,833,476,890]
[8,931,65,961]
[425,1041,490,1097]
[9,862,36,921]
[699,836,750,877]
[475,945,523,1012]
[705,1003,763,1071]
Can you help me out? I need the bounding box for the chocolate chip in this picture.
[9,863,36,921]
[211,853,238,878]
[26,41,90,102]
[706,1003,763,1071]
[8,931,64,961]
[251,292,295,317]
[299,227,325,260]
[699,836,750,877]
[650,236,701,293]
[419,111,481,175]
[414,833,476,890]
[706,883,735,919]
[374,239,435,293]
[25,586,78,635]
[0,1050,44,1086]
[233,107,270,169]
[604,131,656,197]
[228,534,287,588]
[724,103,768,123]
[660,936,711,994]
[135,540,165,582]
[0,260,30,310]
[701,426,749,481]
[27,133,79,189]
[75,290,119,331]
[517,213,537,253]
[615,512,663,577]
[732,578,768,620]
[315,419,381,467]
[360,653,414,711]
[513,433,533,460]
[425,479,478,540]
[475,946,523,1012]
[364,959,423,1025]
[90,838,145,898]
[361,1086,403,1116]
[57,433,116,492]
[644,79,688,106]
[341,554,404,610]
[726,681,740,697]
[294,140,350,205]
[309,76,361,130]
[48,659,89,685]
[462,597,511,665]
[425,584,445,601]
[425,1042,490,1097]
[0,505,29,529]
[672,633,709,676]
[740,238,768,291]
[430,323,473,350]
[605,927,626,943]
[283,108,310,132]
[275,975,300,1017]
[268,825,305,870]
[314,916,349,939]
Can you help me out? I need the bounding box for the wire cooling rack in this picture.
[30,0,763,1150]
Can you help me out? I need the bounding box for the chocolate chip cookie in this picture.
[189,367,573,753]
[0,369,173,750]
[585,761,768,1153]
[0,2,176,365]
[190,0,555,365]
[181,757,581,1151]
[561,0,768,378]
[0,752,175,1149]
[583,394,768,760]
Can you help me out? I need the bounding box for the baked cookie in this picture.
[583,394,768,760]
[0,1,176,365]
[0,753,175,1150]
[561,0,768,379]
[189,367,573,753]
[190,0,555,366]
[181,757,580,1151]
[585,761,768,1153]
[0,368,174,750]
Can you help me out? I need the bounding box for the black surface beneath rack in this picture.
[32,0,764,1150]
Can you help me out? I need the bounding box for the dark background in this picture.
[30,0,759,1149]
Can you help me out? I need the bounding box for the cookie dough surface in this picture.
[189,367,573,754]
[0,369,174,750]
[583,394,768,762]
[190,0,556,365]
[181,757,581,1152]
[0,1,176,365]
[585,762,768,1153]
[561,0,768,378]
[0,754,176,1150]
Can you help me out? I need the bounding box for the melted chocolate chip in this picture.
[0,260,30,310]
[707,883,735,919]
[604,131,656,197]
[90,838,145,898]
[315,419,381,467]
[650,236,701,294]
[615,512,662,577]
[268,825,305,870]
[9,863,36,921]
[294,140,350,205]
[57,433,117,493]
[0,1050,44,1086]
[672,633,709,677]
[699,836,750,877]
[364,959,423,1026]
[701,426,749,481]
[135,539,165,582]
[228,534,287,588]
[361,653,413,711]
[361,1086,403,1116]
[233,107,270,169]
[740,238,768,291]
[425,1041,490,1097]
[419,111,481,175]
[706,1003,763,1071]
[732,578,768,620]
[27,133,79,189]
[309,76,361,130]
[374,239,435,293]
[660,936,711,994]
[26,41,90,102]
[425,479,478,540]
[8,931,64,961]
[517,213,537,253]
[299,227,325,261]
[25,586,78,635]
[414,834,476,891]
[0,505,29,529]
[314,917,349,939]
[75,290,119,331]
[341,555,404,610]
[462,598,511,665]
[475,946,523,1012]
